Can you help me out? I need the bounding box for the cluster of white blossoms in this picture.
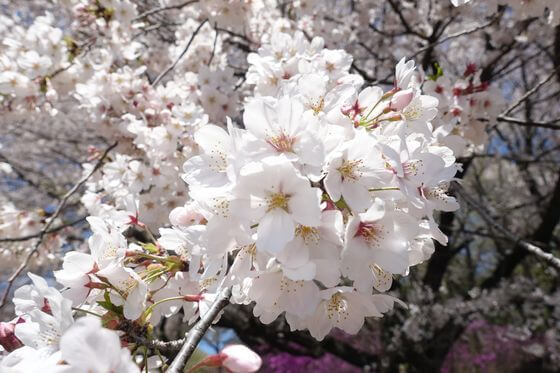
[0,0,141,119]
[0,274,140,372]
[1,33,461,371]
[0,12,84,117]
[452,0,560,25]
[6,0,551,370]
[176,34,460,340]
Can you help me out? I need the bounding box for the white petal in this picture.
[257,209,294,254]
[341,181,371,213]
[288,188,322,227]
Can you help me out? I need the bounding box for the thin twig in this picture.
[500,67,560,117]
[128,332,185,356]
[133,0,199,21]
[0,152,62,199]
[387,0,427,40]
[152,19,208,87]
[496,116,560,130]
[455,184,560,271]
[0,142,118,309]
[166,287,232,373]
[410,16,499,59]
[208,22,219,66]
[0,216,87,242]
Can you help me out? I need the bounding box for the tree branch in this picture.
[152,19,208,87]
[133,0,199,21]
[387,0,427,40]
[409,16,499,60]
[496,116,560,130]
[500,67,560,117]
[0,216,86,243]
[455,184,560,271]
[166,287,232,373]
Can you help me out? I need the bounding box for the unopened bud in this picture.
[221,344,263,373]
[382,87,399,100]
[183,294,204,302]
[85,281,108,289]
[0,318,24,352]
[387,114,403,122]
[463,63,477,77]
[390,89,414,111]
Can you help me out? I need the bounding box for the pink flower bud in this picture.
[463,63,477,77]
[221,344,262,373]
[169,206,204,227]
[0,318,24,352]
[390,89,414,111]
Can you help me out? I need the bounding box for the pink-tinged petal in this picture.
[221,344,263,373]
[391,89,414,111]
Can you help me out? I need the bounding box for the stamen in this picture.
[266,132,295,153]
[337,159,363,181]
[326,293,349,320]
[267,192,290,212]
[355,221,387,248]
[295,225,320,245]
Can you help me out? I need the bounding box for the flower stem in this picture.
[369,187,400,192]
[72,307,103,317]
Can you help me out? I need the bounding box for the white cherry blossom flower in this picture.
[243,96,325,171]
[233,155,322,254]
[324,129,390,212]
[96,264,148,320]
[342,198,418,277]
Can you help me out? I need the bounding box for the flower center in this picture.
[118,277,138,298]
[355,221,385,247]
[403,160,423,177]
[267,192,290,212]
[310,97,325,115]
[402,100,421,120]
[338,159,363,181]
[295,225,320,245]
[266,132,295,153]
[327,293,348,320]
[423,182,450,200]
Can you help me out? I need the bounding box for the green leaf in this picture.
[141,243,159,254]
[334,197,350,211]
[427,62,444,81]
[97,292,123,315]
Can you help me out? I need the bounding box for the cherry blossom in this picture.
[4,0,557,371]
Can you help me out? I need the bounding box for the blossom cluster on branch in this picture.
[1,0,558,371]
